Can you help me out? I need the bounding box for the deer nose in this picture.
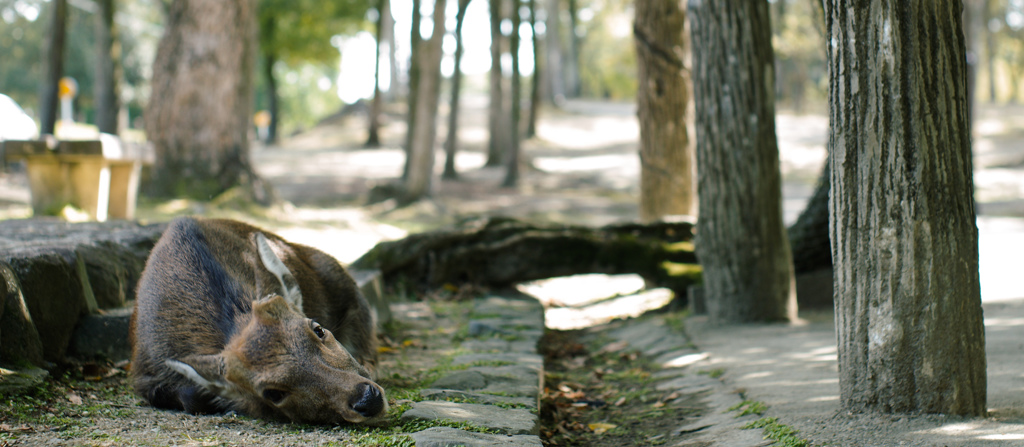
[350,383,384,417]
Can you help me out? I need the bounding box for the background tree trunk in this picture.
[402,0,447,201]
[825,0,986,416]
[442,0,472,179]
[565,0,580,97]
[39,0,67,136]
[93,0,119,135]
[402,0,423,179]
[367,0,390,148]
[544,0,565,104]
[634,0,695,221]
[787,158,831,274]
[525,0,540,138]
[984,0,997,102]
[145,0,263,201]
[689,0,796,323]
[486,0,509,167]
[262,50,280,145]
[502,0,522,187]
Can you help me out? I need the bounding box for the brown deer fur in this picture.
[130,217,386,424]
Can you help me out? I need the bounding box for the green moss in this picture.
[664,241,695,252]
[661,261,703,282]
[698,368,726,379]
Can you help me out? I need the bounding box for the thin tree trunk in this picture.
[525,0,540,138]
[787,158,831,274]
[689,0,796,323]
[825,0,986,416]
[367,0,389,148]
[39,0,67,136]
[145,0,264,202]
[403,0,447,201]
[486,0,508,166]
[565,0,580,97]
[263,51,280,145]
[403,0,424,179]
[544,0,565,104]
[385,1,398,102]
[94,0,119,135]
[984,0,997,102]
[503,0,522,187]
[634,0,694,221]
[443,0,472,179]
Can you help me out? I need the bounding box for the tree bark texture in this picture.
[503,0,522,187]
[565,0,581,97]
[634,0,695,221]
[94,0,120,135]
[402,0,447,201]
[443,0,472,179]
[262,51,280,145]
[145,0,259,200]
[39,0,67,136]
[825,0,986,416]
[402,0,423,179]
[688,0,796,323]
[486,0,509,167]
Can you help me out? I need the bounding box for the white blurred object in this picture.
[0,93,39,140]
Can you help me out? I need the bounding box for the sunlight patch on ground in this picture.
[539,288,674,330]
[517,273,645,308]
[661,352,709,368]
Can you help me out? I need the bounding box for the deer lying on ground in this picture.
[130,217,387,424]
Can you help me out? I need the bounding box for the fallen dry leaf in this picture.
[652,401,666,408]
[588,422,617,434]
[67,393,83,405]
[614,396,627,406]
[595,340,629,355]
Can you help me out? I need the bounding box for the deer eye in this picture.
[262,388,289,405]
[312,322,326,339]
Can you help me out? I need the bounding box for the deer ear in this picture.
[255,233,304,313]
[166,354,230,394]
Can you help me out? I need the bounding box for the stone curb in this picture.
[400,294,545,446]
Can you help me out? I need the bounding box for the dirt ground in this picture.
[2,98,1024,446]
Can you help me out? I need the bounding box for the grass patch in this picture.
[728,400,768,417]
[743,417,810,447]
[698,368,725,379]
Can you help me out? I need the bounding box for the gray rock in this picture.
[0,366,47,395]
[430,365,541,397]
[401,401,538,435]
[68,307,133,361]
[461,338,539,354]
[656,374,720,394]
[0,263,44,367]
[4,249,87,362]
[473,296,544,320]
[0,219,165,363]
[410,427,542,447]
[420,388,537,410]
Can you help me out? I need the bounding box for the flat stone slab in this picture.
[420,389,537,410]
[452,352,543,369]
[410,426,542,447]
[401,401,538,435]
[430,365,541,397]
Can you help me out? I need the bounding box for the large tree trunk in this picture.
[525,0,540,138]
[145,0,262,201]
[94,0,119,135]
[825,0,986,416]
[544,0,565,104]
[503,0,523,187]
[39,0,67,136]
[442,0,472,179]
[486,0,509,167]
[402,0,447,201]
[634,0,695,221]
[689,0,796,323]
[367,0,390,148]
